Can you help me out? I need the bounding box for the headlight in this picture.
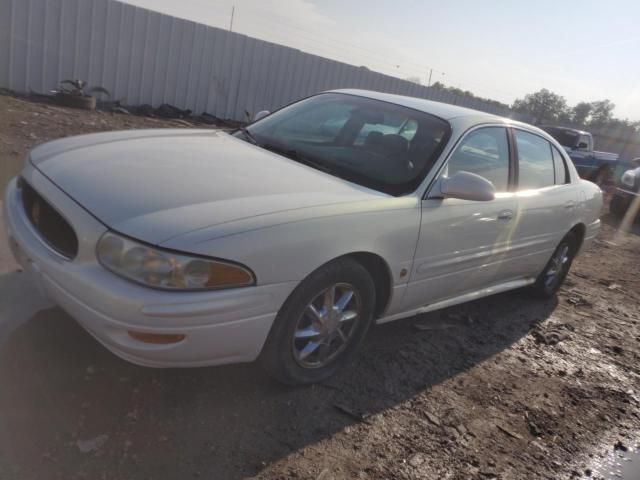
[96,232,255,290]
[621,170,636,188]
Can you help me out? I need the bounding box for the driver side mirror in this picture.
[437,171,495,201]
[253,110,270,122]
[576,141,589,150]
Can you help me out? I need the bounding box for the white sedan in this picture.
[3,90,602,385]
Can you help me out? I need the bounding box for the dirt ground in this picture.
[1,94,639,480]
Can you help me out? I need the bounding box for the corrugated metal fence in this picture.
[0,0,529,123]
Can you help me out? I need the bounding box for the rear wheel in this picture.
[260,258,375,385]
[530,232,578,298]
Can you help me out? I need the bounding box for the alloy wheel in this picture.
[544,243,570,288]
[292,283,362,369]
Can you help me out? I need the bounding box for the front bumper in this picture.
[3,170,297,367]
[581,219,600,252]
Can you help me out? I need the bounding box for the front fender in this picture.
[162,204,421,290]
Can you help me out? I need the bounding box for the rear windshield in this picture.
[541,127,578,148]
[242,93,451,195]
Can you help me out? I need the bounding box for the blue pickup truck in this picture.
[541,126,619,185]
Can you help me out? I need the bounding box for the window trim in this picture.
[511,126,562,191]
[424,124,514,199]
[550,144,569,185]
[507,127,518,192]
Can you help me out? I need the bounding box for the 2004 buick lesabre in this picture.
[4,90,602,385]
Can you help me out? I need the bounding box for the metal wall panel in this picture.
[1,0,526,122]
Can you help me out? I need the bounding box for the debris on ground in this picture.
[531,327,570,345]
[334,403,370,422]
[76,435,109,454]
[567,294,593,307]
[614,440,629,452]
[496,424,523,440]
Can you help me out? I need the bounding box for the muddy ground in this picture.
[0,94,639,480]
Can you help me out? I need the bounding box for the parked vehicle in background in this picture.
[610,158,640,218]
[541,126,619,185]
[4,90,602,385]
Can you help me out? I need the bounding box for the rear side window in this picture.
[551,146,569,184]
[446,127,510,192]
[515,130,555,190]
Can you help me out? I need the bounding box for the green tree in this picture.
[571,102,592,125]
[512,89,568,123]
[429,81,508,109]
[589,100,615,127]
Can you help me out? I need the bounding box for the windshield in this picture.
[541,127,579,148]
[238,93,451,195]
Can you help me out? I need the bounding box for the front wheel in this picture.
[530,232,578,298]
[260,258,376,385]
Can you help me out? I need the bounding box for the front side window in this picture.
[515,130,555,190]
[445,127,510,192]
[241,93,451,196]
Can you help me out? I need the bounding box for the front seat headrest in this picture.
[381,134,409,154]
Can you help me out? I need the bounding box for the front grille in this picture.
[20,179,79,259]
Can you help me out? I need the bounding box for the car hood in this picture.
[31,129,386,243]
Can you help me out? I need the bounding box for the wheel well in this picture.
[569,223,586,252]
[345,252,393,319]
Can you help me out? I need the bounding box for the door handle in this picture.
[564,201,577,209]
[497,210,514,221]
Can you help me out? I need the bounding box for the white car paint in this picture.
[3,89,602,368]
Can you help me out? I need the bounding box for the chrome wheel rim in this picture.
[545,243,570,287]
[292,283,362,369]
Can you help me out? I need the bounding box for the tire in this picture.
[530,232,578,298]
[260,258,376,386]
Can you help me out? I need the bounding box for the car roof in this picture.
[329,88,505,122]
[326,89,553,139]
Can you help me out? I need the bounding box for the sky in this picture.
[121,0,640,121]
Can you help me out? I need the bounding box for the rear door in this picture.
[402,126,519,310]
[506,128,579,279]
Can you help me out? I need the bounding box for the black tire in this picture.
[260,258,376,386]
[530,232,578,298]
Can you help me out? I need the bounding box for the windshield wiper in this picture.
[238,127,258,145]
[260,143,333,174]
